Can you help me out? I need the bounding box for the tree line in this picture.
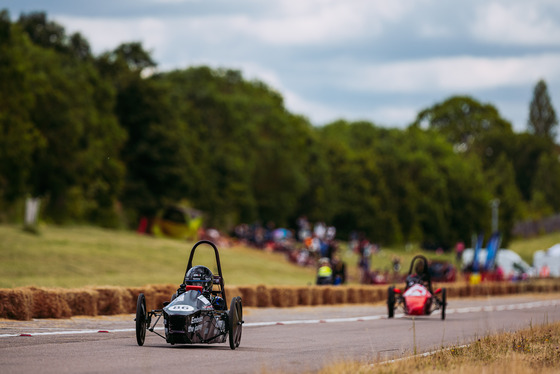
[1,10,559,248]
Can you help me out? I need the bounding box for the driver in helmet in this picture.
[175,265,225,310]
[184,265,214,295]
[406,260,433,294]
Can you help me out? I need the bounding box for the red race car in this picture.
[387,255,447,319]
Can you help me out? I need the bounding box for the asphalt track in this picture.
[1,294,560,374]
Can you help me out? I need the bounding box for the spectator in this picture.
[296,215,311,241]
[455,241,465,264]
[316,257,333,285]
[314,222,327,241]
[355,234,372,284]
[331,255,346,285]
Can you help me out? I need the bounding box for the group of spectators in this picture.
[208,217,407,286]
[232,217,348,286]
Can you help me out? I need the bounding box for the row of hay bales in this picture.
[2,279,560,320]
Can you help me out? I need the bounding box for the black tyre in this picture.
[441,288,447,320]
[387,287,395,318]
[228,296,243,350]
[135,293,147,346]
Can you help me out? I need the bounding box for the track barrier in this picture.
[1,279,560,320]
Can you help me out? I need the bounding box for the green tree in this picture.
[318,122,397,242]
[0,10,45,206]
[154,67,315,229]
[381,126,489,247]
[13,17,126,223]
[528,80,558,140]
[511,133,553,202]
[316,120,491,247]
[97,43,193,224]
[530,152,560,215]
[485,154,523,245]
[413,96,512,147]
[17,11,66,52]
[17,11,92,61]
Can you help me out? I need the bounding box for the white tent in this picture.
[533,244,560,277]
[462,248,533,278]
[547,244,560,257]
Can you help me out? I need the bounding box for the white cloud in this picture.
[222,0,411,45]
[56,16,169,54]
[284,91,342,124]
[471,2,560,46]
[370,105,420,126]
[343,54,560,93]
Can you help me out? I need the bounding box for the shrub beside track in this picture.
[2,279,560,320]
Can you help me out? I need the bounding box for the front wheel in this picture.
[135,293,147,346]
[440,288,447,320]
[387,287,395,318]
[228,296,243,350]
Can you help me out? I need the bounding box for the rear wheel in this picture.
[135,293,147,346]
[441,288,447,320]
[387,287,395,318]
[228,296,243,350]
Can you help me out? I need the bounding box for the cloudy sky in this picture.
[5,0,560,133]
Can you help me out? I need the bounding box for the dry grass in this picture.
[315,321,560,374]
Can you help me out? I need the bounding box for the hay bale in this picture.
[269,287,282,307]
[374,288,385,303]
[506,284,516,294]
[285,287,299,307]
[270,287,297,307]
[142,284,176,311]
[125,287,146,314]
[311,286,324,305]
[30,287,72,319]
[120,287,138,314]
[256,285,271,307]
[501,283,508,294]
[322,287,336,305]
[95,286,128,315]
[238,286,257,307]
[446,286,458,298]
[64,288,99,316]
[0,288,33,320]
[296,287,311,306]
[284,287,299,307]
[490,283,500,296]
[346,287,360,304]
[225,286,241,307]
[361,287,377,303]
[333,287,347,304]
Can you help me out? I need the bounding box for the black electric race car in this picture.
[135,240,243,349]
[387,254,447,320]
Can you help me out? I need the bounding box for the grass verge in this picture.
[314,321,560,374]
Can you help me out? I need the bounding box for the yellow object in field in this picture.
[469,272,482,285]
[151,205,202,240]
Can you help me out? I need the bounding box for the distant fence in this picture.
[512,214,560,238]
